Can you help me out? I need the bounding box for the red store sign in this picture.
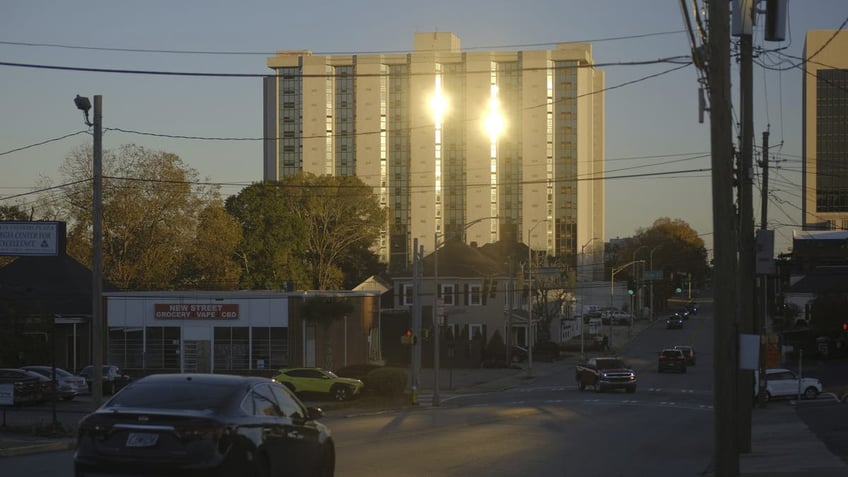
[154,303,239,320]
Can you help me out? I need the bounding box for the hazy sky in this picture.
[1,0,846,256]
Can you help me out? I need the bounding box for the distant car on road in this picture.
[658,348,688,373]
[273,367,364,401]
[22,365,87,400]
[74,373,335,477]
[575,356,637,393]
[666,314,685,329]
[755,368,822,401]
[672,345,696,366]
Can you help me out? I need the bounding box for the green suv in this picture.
[273,367,364,401]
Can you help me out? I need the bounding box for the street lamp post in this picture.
[632,245,647,317]
[610,260,644,348]
[649,245,663,320]
[579,237,599,359]
[432,216,497,407]
[526,220,548,377]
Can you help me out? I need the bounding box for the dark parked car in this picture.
[22,365,88,400]
[74,373,335,477]
[673,345,696,366]
[21,369,58,402]
[658,348,688,373]
[0,368,42,405]
[78,364,132,395]
[666,314,685,329]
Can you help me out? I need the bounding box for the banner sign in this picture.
[0,221,64,256]
[154,303,239,320]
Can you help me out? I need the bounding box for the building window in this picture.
[214,327,249,370]
[251,327,288,369]
[440,284,455,305]
[108,327,143,369]
[145,327,181,370]
[469,283,482,305]
[402,283,414,306]
[469,324,483,340]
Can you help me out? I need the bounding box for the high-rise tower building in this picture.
[803,30,848,231]
[264,32,605,277]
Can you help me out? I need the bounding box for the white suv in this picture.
[755,368,822,401]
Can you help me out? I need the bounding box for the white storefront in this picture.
[105,291,291,375]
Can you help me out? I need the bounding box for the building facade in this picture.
[803,30,848,231]
[264,32,605,279]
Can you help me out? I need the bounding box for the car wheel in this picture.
[803,387,819,400]
[332,385,351,401]
[626,385,636,394]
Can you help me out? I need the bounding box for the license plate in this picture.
[126,432,159,448]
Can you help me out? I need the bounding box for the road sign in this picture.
[643,270,663,281]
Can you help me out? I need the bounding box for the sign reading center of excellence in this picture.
[154,304,239,320]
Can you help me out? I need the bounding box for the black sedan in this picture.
[74,373,335,477]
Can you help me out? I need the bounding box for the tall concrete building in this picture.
[803,30,848,231]
[264,32,605,277]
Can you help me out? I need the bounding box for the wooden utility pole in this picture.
[737,8,756,452]
[709,0,740,474]
[757,130,771,407]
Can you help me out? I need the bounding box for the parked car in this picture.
[666,314,685,329]
[78,364,132,395]
[658,348,688,373]
[0,368,42,405]
[21,369,58,402]
[673,345,696,366]
[754,368,822,401]
[74,373,334,477]
[273,367,364,401]
[603,310,635,325]
[21,365,87,400]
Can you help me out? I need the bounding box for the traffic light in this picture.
[843,322,847,332]
[401,329,417,345]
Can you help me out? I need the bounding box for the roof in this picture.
[393,240,514,278]
[0,255,119,316]
[788,268,848,294]
[793,230,848,241]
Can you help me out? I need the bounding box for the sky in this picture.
[1,0,846,257]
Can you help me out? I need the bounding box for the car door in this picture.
[770,371,795,397]
[246,383,296,475]
[269,383,324,477]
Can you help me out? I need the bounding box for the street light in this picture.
[75,94,104,409]
[649,245,663,320]
[579,237,599,359]
[526,219,549,377]
[610,260,644,348]
[432,216,498,407]
[632,245,647,317]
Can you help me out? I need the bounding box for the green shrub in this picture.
[366,367,407,396]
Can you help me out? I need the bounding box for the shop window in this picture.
[145,327,181,370]
[214,327,249,370]
[252,327,288,369]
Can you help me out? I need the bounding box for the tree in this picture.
[618,217,709,310]
[47,144,228,290]
[282,173,384,290]
[175,202,243,290]
[301,295,355,369]
[225,182,309,290]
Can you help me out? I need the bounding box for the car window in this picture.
[597,359,626,369]
[661,350,682,358]
[304,369,325,379]
[108,380,238,412]
[250,384,283,417]
[269,383,306,419]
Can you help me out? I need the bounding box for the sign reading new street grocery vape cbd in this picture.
[0,221,65,256]
[154,303,240,320]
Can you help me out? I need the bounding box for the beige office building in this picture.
[803,30,848,231]
[264,32,605,277]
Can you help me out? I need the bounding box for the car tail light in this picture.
[174,422,226,441]
[677,356,685,360]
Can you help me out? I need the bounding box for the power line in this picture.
[0,30,686,56]
[0,131,89,157]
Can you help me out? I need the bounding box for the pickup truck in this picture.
[575,356,637,393]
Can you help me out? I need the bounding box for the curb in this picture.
[0,438,75,457]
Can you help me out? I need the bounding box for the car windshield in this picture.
[596,359,626,369]
[107,380,241,412]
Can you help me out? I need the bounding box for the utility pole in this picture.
[410,239,421,405]
[710,0,740,474]
[756,129,770,407]
[737,0,756,453]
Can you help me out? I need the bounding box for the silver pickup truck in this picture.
[575,356,637,393]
